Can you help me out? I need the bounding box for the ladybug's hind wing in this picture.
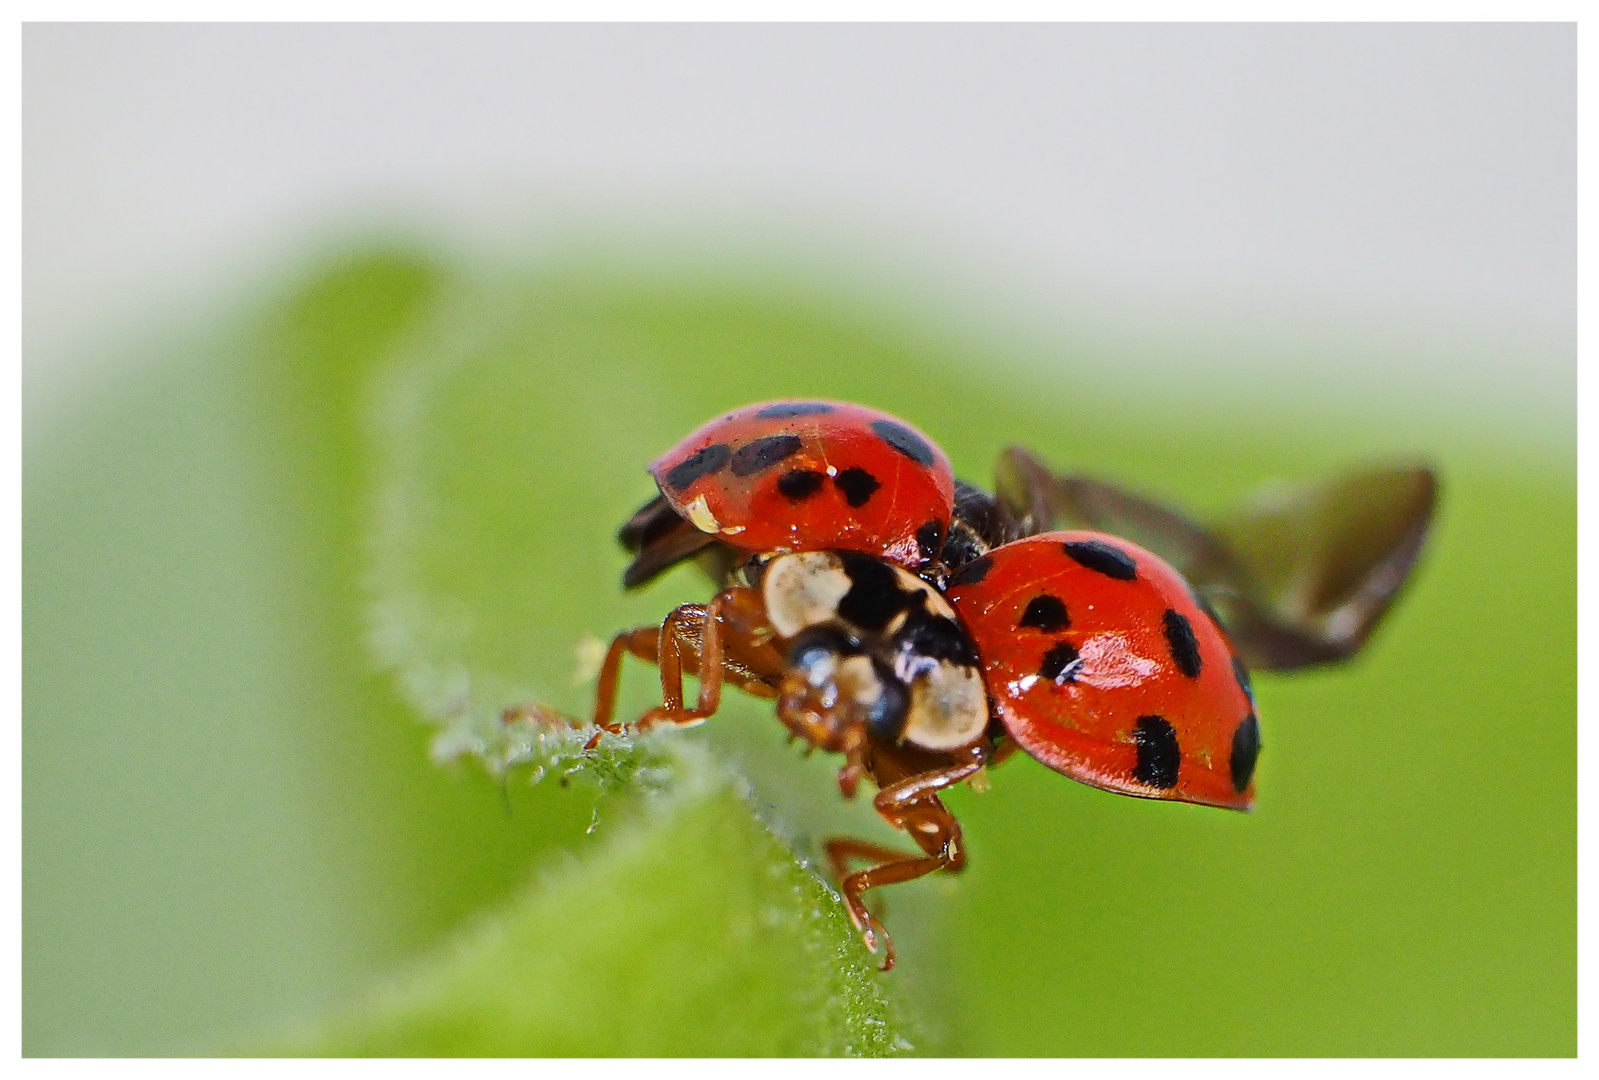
[994,448,1437,671]
[617,493,718,589]
[996,447,1239,587]
[1206,465,1437,670]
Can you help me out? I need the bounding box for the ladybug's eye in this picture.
[786,626,861,685]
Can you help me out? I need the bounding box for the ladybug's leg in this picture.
[835,850,945,971]
[823,838,915,884]
[502,625,661,745]
[827,759,986,970]
[875,759,984,812]
[635,586,780,732]
[582,586,782,746]
[591,622,679,730]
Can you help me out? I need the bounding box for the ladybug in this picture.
[575,400,1436,969]
[943,531,1259,809]
[617,400,954,587]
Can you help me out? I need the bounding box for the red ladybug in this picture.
[618,400,954,587]
[944,531,1259,809]
[567,401,1435,969]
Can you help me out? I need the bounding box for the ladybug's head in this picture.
[759,551,989,755]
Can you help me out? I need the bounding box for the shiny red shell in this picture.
[649,400,956,568]
[946,531,1260,810]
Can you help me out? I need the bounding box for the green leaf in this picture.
[26,242,1574,1055]
[272,755,911,1057]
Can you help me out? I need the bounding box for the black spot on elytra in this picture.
[1038,641,1082,683]
[833,467,881,508]
[870,419,937,467]
[755,401,834,419]
[915,520,944,561]
[946,555,992,588]
[1230,713,1261,793]
[663,443,730,491]
[730,434,803,477]
[836,552,923,633]
[1162,608,1202,678]
[1017,594,1069,632]
[1132,716,1180,789]
[777,469,826,500]
[1232,655,1255,708]
[1063,539,1138,580]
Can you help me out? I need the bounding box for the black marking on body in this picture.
[777,469,826,500]
[1230,713,1261,793]
[1162,608,1203,678]
[870,419,937,467]
[946,554,993,588]
[915,520,945,562]
[755,401,834,419]
[1017,593,1069,632]
[1132,716,1180,789]
[862,655,911,742]
[663,443,731,491]
[1038,641,1082,683]
[1232,655,1255,708]
[836,552,924,633]
[833,467,881,507]
[894,607,982,668]
[730,434,803,477]
[1063,539,1138,580]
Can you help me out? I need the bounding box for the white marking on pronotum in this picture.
[762,551,853,638]
[902,662,988,751]
[683,493,720,534]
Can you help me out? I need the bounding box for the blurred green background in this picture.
[23,245,1574,1056]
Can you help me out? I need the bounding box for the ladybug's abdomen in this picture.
[650,400,956,569]
[946,531,1259,810]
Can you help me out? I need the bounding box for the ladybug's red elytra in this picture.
[619,400,954,587]
[945,531,1259,810]
[560,400,1436,969]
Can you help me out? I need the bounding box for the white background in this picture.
[21,23,1575,443]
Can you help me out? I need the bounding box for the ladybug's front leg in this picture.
[826,756,985,970]
[633,586,780,732]
[591,622,678,732]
